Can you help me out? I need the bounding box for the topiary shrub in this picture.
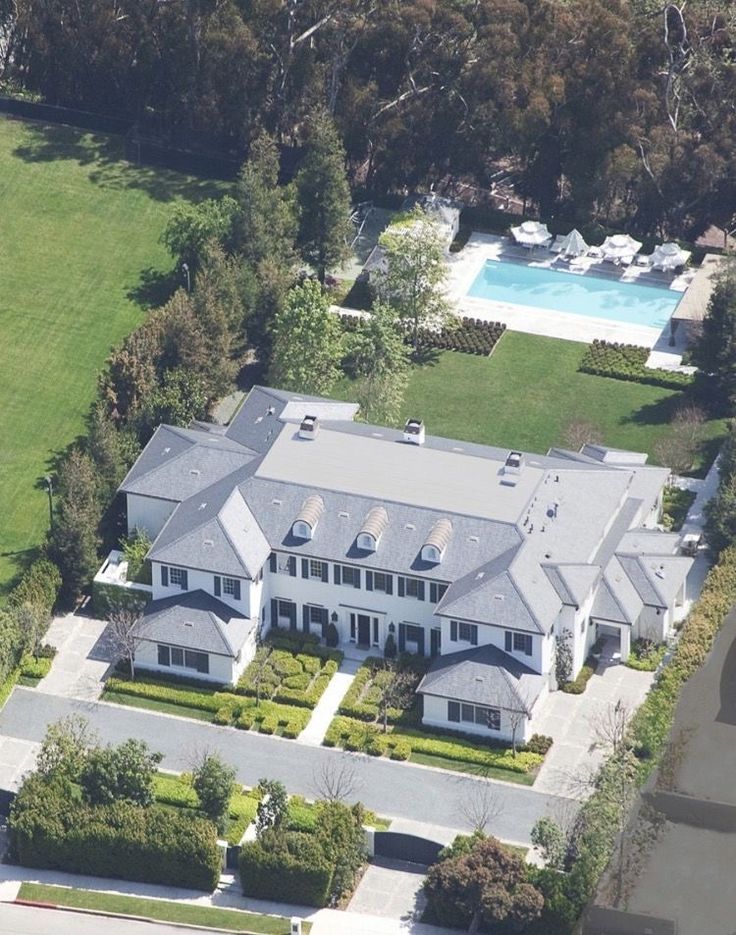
[325,622,339,648]
[239,830,333,907]
[383,632,397,659]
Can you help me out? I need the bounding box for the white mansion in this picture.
[117,386,692,742]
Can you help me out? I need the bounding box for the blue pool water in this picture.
[467,260,682,328]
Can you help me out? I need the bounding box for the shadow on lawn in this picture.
[12,122,225,203]
[127,266,180,310]
[620,393,682,429]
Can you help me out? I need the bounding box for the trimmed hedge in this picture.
[240,830,333,907]
[19,653,54,680]
[324,717,542,774]
[337,657,424,725]
[236,641,339,710]
[419,318,506,356]
[10,775,221,891]
[625,638,666,672]
[153,773,260,846]
[579,340,694,390]
[561,659,596,694]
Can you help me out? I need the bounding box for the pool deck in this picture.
[448,233,694,351]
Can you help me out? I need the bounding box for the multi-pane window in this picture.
[277,555,295,575]
[447,700,500,730]
[223,577,238,597]
[167,567,187,590]
[513,632,533,656]
[337,565,360,588]
[430,582,448,603]
[157,644,209,675]
[450,621,478,645]
[309,559,326,580]
[405,578,421,598]
[309,605,325,625]
[373,572,391,593]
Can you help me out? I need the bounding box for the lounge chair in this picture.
[549,235,566,255]
[620,254,634,267]
[634,254,651,268]
[587,246,603,259]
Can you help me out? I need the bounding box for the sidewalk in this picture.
[298,657,361,746]
[0,862,455,934]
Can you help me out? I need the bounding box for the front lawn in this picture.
[153,772,260,846]
[334,332,725,473]
[103,674,312,737]
[0,118,223,595]
[16,883,306,934]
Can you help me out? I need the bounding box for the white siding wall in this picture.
[439,617,545,675]
[635,606,671,643]
[422,693,535,744]
[134,641,237,684]
[151,561,260,618]
[126,494,177,539]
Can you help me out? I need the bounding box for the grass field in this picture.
[16,883,307,934]
[0,117,221,595]
[339,331,724,470]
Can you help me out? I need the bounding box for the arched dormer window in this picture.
[293,520,312,540]
[421,544,441,564]
[357,532,376,552]
[357,507,389,553]
[421,518,453,565]
[292,495,324,541]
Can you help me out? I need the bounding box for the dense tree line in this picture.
[2,0,736,234]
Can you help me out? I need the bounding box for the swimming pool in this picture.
[466,260,682,329]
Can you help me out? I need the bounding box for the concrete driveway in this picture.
[348,858,427,922]
[40,613,115,700]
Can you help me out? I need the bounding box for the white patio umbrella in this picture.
[510,220,552,248]
[600,233,643,261]
[558,228,589,257]
[650,242,692,271]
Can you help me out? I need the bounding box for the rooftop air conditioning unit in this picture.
[299,415,319,440]
[403,418,425,446]
[504,451,524,475]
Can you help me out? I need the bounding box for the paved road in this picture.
[0,689,568,844]
[0,902,188,934]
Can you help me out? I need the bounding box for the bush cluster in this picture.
[10,774,221,891]
[324,716,542,773]
[579,340,694,390]
[265,627,343,663]
[624,638,666,672]
[1,558,62,690]
[153,772,259,846]
[420,318,506,356]
[337,657,420,724]
[561,661,595,694]
[236,638,340,709]
[19,650,55,681]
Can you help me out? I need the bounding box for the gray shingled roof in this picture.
[418,643,546,713]
[137,590,254,657]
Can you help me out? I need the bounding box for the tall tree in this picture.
[296,114,352,283]
[193,754,236,833]
[377,210,455,352]
[691,267,736,413]
[350,304,410,426]
[268,281,344,395]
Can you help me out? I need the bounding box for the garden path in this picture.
[297,658,361,746]
[38,612,114,701]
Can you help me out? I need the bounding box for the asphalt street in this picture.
[0,902,196,934]
[0,688,569,844]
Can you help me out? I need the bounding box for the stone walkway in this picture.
[298,658,360,746]
[40,613,114,700]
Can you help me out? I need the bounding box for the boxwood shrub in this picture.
[10,775,221,891]
[561,660,596,694]
[579,340,694,390]
[240,830,333,907]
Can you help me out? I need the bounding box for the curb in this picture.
[11,898,279,934]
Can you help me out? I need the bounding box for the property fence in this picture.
[583,906,676,935]
[0,96,129,135]
[372,831,444,865]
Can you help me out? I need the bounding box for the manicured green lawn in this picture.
[16,883,307,934]
[408,751,536,784]
[336,332,725,472]
[0,118,222,595]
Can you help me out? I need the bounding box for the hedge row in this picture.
[419,318,506,356]
[337,657,421,724]
[265,627,343,663]
[324,716,543,773]
[579,340,694,390]
[10,774,221,891]
[240,830,333,907]
[153,773,260,845]
[624,639,666,673]
[561,661,596,694]
[105,675,311,736]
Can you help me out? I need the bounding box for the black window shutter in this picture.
[233,580,241,601]
[334,565,342,585]
[398,624,406,653]
[417,629,425,656]
[505,631,512,652]
[450,620,458,641]
[353,569,361,589]
[289,556,296,577]
[386,575,393,595]
[471,626,478,646]
[214,576,221,597]
[448,701,460,723]
[525,636,532,656]
[271,598,278,625]
[417,581,425,601]
[161,566,168,587]
[180,570,188,590]
[302,606,310,632]
[321,563,329,583]
[301,559,308,579]
[366,571,373,591]
[398,576,405,597]
[269,554,277,573]
[290,604,297,629]
[430,583,437,603]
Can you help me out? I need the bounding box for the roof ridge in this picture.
[216,488,260,578]
[507,563,549,635]
[601,571,632,622]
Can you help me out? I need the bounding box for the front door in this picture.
[357,614,371,647]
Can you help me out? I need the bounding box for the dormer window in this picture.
[421,518,452,565]
[292,494,324,541]
[358,506,388,553]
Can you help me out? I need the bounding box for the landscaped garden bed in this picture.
[17,645,56,687]
[662,485,696,531]
[324,715,545,780]
[579,340,694,390]
[236,629,342,709]
[103,674,312,737]
[337,655,426,725]
[624,638,666,672]
[153,772,261,846]
[560,657,597,694]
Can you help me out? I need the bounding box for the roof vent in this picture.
[493,594,505,601]
[199,502,207,510]
[299,415,319,440]
[184,621,193,627]
[203,538,214,547]
[504,451,524,476]
[468,535,479,543]
[267,406,275,416]
[403,418,425,446]
[272,498,282,506]
[338,511,350,518]
[475,571,485,580]
[189,468,201,476]
[163,447,171,454]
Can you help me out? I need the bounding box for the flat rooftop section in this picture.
[671,252,725,322]
[256,424,544,522]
